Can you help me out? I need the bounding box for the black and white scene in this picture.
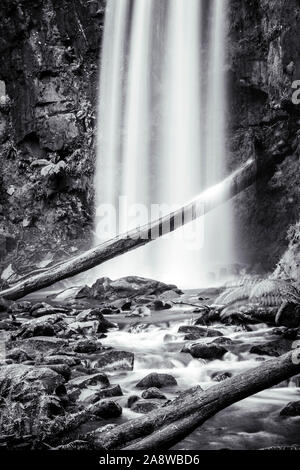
[0,0,300,458]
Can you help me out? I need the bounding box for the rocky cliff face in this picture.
[227,0,300,273]
[0,0,106,279]
[0,0,299,281]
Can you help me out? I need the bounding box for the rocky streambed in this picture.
[0,276,299,450]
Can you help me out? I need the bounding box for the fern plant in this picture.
[216,277,300,310]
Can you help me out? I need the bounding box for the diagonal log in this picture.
[91,350,300,451]
[0,149,287,301]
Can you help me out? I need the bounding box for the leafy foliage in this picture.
[216,277,300,309]
[40,161,67,177]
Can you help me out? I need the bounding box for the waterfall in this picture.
[202,0,234,280]
[94,0,233,288]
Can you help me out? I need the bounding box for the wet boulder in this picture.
[72,338,102,353]
[96,384,123,400]
[65,320,99,337]
[8,301,32,314]
[250,338,293,357]
[136,373,177,389]
[13,337,68,357]
[89,400,122,419]
[152,300,172,311]
[212,337,234,346]
[39,363,71,381]
[41,354,81,367]
[12,314,67,340]
[131,399,161,414]
[276,302,300,329]
[126,306,151,318]
[141,387,167,399]
[280,401,300,417]
[0,364,65,400]
[29,304,70,318]
[0,297,10,312]
[78,385,123,405]
[183,343,228,360]
[157,290,181,301]
[39,395,65,418]
[99,306,121,315]
[68,312,116,335]
[75,309,116,326]
[67,373,110,391]
[6,348,33,363]
[178,325,223,340]
[78,276,182,302]
[211,371,232,382]
[93,350,134,371]
[127,395,140,408]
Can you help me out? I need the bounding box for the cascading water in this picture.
[94,0,234,288]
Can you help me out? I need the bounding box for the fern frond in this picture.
[250,279,300,305]
[215,285,252,305]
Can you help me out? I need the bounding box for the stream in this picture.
[73,305,300,450]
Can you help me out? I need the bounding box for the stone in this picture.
[183,343,228,360]
[280,401,300,417]
[39,364,71,381]
[77,384,123,404]
[111,300,132,311]
[65,320,99,336]
[75,309,117,332]
[0,297,9,312]
[157,290,181,301]
[212,337,234,346]
[93,350,134,371]
[89,400,122,419]
[72,339,102,353]
[126,306,151,318]
[12,314,66,339]
[127,395,140,408]
[131,399,161,414]
[38,113,79,151]
[0,364,65,400]
[96,384,123,400]
[136,373,177,389]
[67,314,116,336]
[30,306,69,318]
[211,372,232,382]
[14,337,68,356]
[141,387,167,399]
[178,325,223,339]
[6,348,33,363]
[79,276,182,302]
[250,339,293,357]
[100,307,121,315]
[40,395,65,418]
[41,355,81,367]
[153,300,172,311]
[276,302,300,328]
[8,301,32,314]
[67,373,110,390]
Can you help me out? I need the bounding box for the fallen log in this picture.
[0,148,287,301]
[90,350,300,450]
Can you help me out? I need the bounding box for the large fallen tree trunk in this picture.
[0,147,287,301]
[91,350,300,451]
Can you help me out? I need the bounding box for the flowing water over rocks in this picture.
[0,278,299,450]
